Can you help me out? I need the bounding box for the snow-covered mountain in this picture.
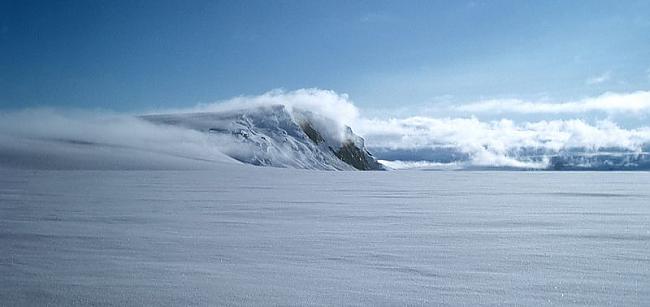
[142,105,384,171]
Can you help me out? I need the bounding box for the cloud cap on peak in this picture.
[162,88,361,129]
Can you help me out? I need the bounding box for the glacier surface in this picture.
[1,166,649,305]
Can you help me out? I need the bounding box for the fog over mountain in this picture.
[1,89,650,171]
[142,104,383,170]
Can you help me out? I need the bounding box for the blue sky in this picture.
[1,0,650,111]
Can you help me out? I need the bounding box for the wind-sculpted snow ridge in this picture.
[143,105,384,171]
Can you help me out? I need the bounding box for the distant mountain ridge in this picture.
[369,146,650,170]
[143,105,384,171]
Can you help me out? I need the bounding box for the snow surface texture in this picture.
[1,168,649,305]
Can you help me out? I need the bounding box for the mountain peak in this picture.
[143,105,384,171]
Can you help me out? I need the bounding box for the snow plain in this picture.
[1,165,649,305]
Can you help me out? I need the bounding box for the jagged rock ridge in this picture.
[299,121,383,170]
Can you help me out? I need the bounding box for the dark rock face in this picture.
[333,140,384,170]
[299,120,384,171]
[299,122,325,145]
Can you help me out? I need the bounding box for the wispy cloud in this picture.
[4,89,650,170]
[453,91,650,114]
[586,71,611,85]
[359,12,395,23]
[0,109,237,169]
[177,88,360,138]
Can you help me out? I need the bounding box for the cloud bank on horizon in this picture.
[2,88,650,170]
[453,91,650,114]
[152,88,650,169]
[0,109,238,169]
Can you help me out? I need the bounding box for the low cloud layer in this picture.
[358,117,650,151]
[2,89,650,170]
[0,109,236,169]
[357,116,650,168]
[454,91,650,114]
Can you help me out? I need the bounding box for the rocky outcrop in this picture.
[143,105,384,171]
[299,121,383,170]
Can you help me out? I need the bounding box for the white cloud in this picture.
[357,116,650,152]
[0,89,361,169]
[356,116,650,168]
[586,71,611,85]
[4,89,650,170]
[0,109,236,169]
[453,91,650,114]
[154,88,359,131]
[378,160,462,170]
[148,88,361,142]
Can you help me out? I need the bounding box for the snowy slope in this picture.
[0,105,383,171]
[143,105,383,171]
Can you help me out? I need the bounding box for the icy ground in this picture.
[1,166,649,305]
